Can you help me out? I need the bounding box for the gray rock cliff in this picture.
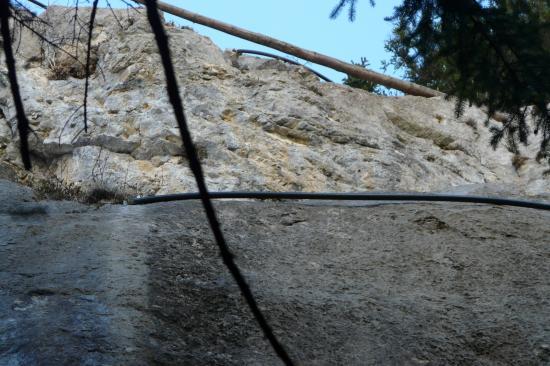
[0,7,548,197]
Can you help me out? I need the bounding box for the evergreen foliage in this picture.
[343,57,385,94]
[330,0,374,21]
[333,0,550,163]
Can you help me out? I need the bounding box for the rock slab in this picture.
[1,179,549,365]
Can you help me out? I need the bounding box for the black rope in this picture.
[235,49,333,82]
[129,191,550,212]
[1,0,31,170]
[142,1,295,365]
[83,0,99,133]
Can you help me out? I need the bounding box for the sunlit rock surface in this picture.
[0,7,548,197]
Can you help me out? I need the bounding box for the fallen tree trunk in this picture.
[132,0,444,98]
[134,0,509,122]
[27,0,496,122]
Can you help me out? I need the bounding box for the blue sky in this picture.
[27,0,402,83]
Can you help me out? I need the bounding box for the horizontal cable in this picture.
[234,49,333,82]
[129,191,550,211]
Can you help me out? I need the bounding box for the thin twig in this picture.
[11,2,106,82]
[106,0,125,30]
[11,12,81,64]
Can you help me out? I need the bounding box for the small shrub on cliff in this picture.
[46,45,98,80]
[343,57,385,95]
[34,178,126,204]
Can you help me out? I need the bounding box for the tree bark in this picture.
[133,0,444,98]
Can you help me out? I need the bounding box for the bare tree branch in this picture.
[142,1,296,364]
[83,0,99,133]
[1,0,31,169]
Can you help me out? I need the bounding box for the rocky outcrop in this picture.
[0,7,548,197]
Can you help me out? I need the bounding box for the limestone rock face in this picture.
[0,7,548,197]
